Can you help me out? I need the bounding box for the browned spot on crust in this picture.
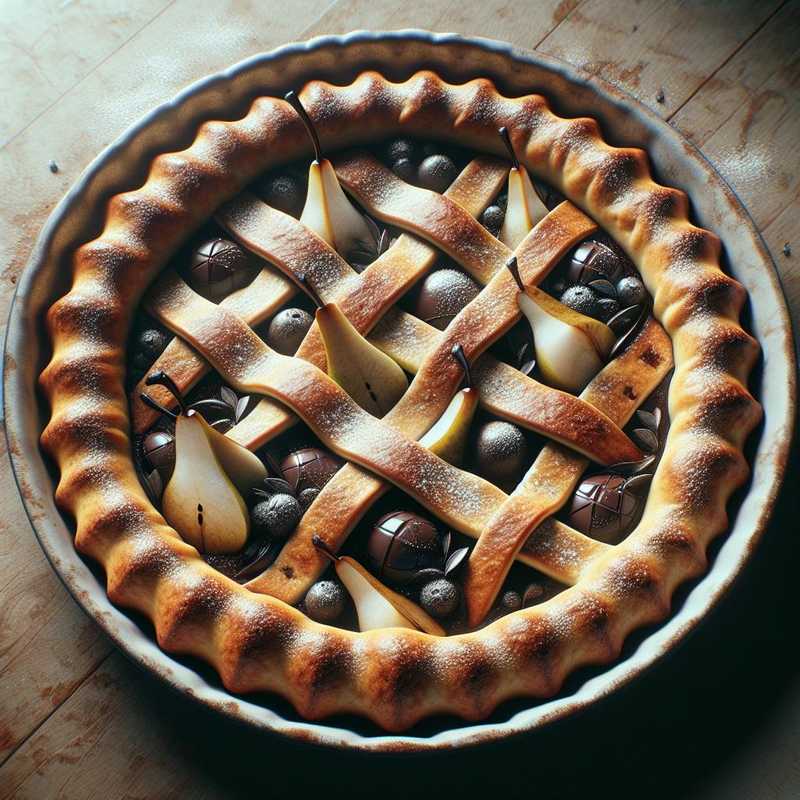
[640,346,662,367]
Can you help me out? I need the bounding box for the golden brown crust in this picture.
[39,70,761,730]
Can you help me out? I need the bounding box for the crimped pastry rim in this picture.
[7,29,792,744]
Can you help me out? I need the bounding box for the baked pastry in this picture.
[40,70,762,731]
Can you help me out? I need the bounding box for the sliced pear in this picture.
[518,289,616,393]
[300,159,374,256]
[334,556,445,635]
[161,413,250,554]
[198,414,267,495]
[526,286,616,357]
[316,301,408,417]
[499,166,549,249]
[418,387,478,464]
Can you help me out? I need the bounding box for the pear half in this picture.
[519,287,616,393]
[300,159,373,256]
[418,387,478,465]
[334,555,445,636]
[161,412,250,554]
[201,416,267,495]
[316,302,408,417]
[499,166,549,249]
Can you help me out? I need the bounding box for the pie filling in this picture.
[128,132,672,636]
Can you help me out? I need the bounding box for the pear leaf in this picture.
[632,427,659,453]
[235,395,252,423]
[220,385,239,409]
[608,453,657,477]
[444,547,469,576]
[142,468,163,504]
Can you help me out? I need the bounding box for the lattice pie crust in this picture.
[40,71,761,730]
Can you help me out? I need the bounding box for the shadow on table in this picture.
[127,444,799,800]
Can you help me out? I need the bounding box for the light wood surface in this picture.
[0,2,797,798]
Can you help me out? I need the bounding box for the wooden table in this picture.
[1,2,797,798]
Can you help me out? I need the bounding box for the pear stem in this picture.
[451,344,472,390]
[284,90,323,163]
[144,371,187,414]
[139,392,178,421]
[498,126,519,170]
[312,535,339,562]
[506,256,525,292]
[297,273,324,309]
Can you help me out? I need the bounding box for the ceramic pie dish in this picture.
[4,31,795,749]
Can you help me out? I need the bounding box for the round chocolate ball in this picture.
[143,430,175,475]
[501,590,522,612]
[136,328,167,362]
[392,157,418,184]
[417,154,458,193]
[267,308,313,355]
[481,204,505,233]
[560,285,602,318]
[420,577,460,619]
[251,493,302,540]
[190,237,253,301]
[386,138,416,163]
[258,173,304,218]
[305,580,346,623]
[616,276,647,307]
[474,421,529,487]
[414,268,481,330]
[567,240,624,285]
[298,486,320,511]
[367,510,444,586]
[280,447,341,494]
[567,473,648,543]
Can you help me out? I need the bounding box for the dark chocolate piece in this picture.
[419,577,460,618]
[567,240,624,285]
[304,580,346,623]
[189,237,253,301]
[367,510,444,585]
[267,308,313,355]
[414,268,480,330]
[567,472,651,543]
[417,154,458,193]
[257,173,304,218]
[474,420,529,487]
[143,430,175,475]
[280,447,342,494]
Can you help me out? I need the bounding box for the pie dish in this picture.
[11,34,792,745]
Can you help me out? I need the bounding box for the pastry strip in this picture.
[148,270,614,595]
[148,270,509,537]
[218,197,636,463]
[132,156,506,432]
[255,319,669,604]
[464,319,674,625]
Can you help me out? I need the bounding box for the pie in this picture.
[39,70,762,731]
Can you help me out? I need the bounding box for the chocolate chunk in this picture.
[414,268,480,330]
[280,447,342,494]
[267,307,313,355]
[367,510,444,585]
[189,237,253,301]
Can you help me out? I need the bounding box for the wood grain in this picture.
[0,0,172,147]
[0,1,797,797]
[539,0,784,116]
